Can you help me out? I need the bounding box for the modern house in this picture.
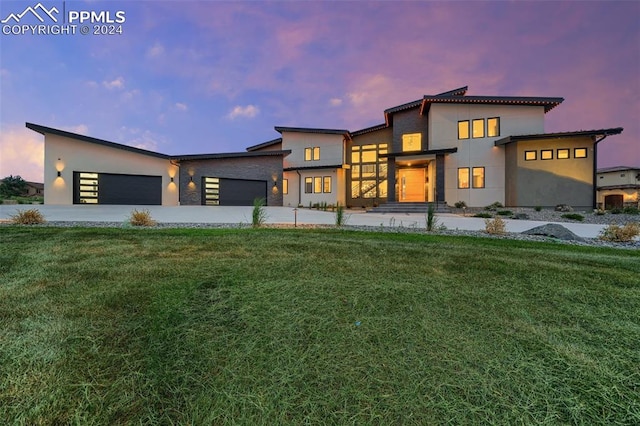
[28,86,624,209]
[596,166,640,209]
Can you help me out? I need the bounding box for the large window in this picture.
[487,117,500,137]
[402,133,421,152]
[305,177,313,193]
[78,172,98,204]
[351,143,388,199]
[472,119,485,138]
[574,148,587,158]
[472,167,485,188]
[458,121,470,139]
[458,168,470,189]
[304,147,320,161]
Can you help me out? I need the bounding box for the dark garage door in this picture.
[214,178,267,206]
[74,172,162,205]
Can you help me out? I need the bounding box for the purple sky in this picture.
[1,0,638,182]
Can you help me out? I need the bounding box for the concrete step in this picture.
[368,202,451,214]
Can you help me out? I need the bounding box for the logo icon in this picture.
[1,3,59,24]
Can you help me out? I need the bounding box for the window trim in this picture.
[487,117,500,137]
[282,178,288,195]
[313,147,320,161]
[540,149,554,160]
[323,176,332,193]
[524,150,537,161]
[574,147,588,159]
[458,120,470,140]
[472,119,485,139]
[472,167,485,189]
[458,167,470,189]
[402,133,422,152]
[557,148,570,159]
[304,177,313,193]
[313,176,322,193]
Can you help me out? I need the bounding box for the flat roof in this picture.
[275,126,350,137]
[495,128,623,146]
[597,166,640,173]
[246,137,282,152]
[173,150,290,161]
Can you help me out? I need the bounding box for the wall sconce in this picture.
[57,171,62,177]
[273,180,277,188]
[170,176,174,183]
[190,176,193,183]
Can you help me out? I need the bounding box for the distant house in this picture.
[27,86,625,209]
[24,181,44,197]
[597,166,640,209]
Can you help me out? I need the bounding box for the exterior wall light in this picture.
[190,176,193,183]
[170,176,174,183]
[273,180,277,187]
[57,171,62,177]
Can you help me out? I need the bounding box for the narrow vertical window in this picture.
[472,119,485,138]
[305,148,312,161]
[458,168,470,189]
[472,167,485,188]
[458,121,470,139]
[313,147,320,160]
[314,176,322,193]
[282,179,288,195]
[323,176,332,193]
[305,177,313,193]
[487,117,500,137]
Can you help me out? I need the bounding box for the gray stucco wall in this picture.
[179,156,284,206]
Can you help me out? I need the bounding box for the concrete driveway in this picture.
[0,204,611,239]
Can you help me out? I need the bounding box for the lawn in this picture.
[1,227,639,424]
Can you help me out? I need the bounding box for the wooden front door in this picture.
[399,169,425,202]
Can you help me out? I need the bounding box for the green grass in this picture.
[1,227,639,424]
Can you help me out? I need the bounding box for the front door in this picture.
[399,168,425,202]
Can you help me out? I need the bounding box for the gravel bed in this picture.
[455,207,640,225]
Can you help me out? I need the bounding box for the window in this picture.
[402,133,422,151]
[350,143,388,199]
[541,149,553,160]
[487,117,500,137]
[472,119,484,138]
[305,177,313,193]
[472,167,485,188]
[203,177,220,205]
[351,146,360,163]
[574,148,587,158]
[361,145,377,162]
[458,121,470,139]
[282,179,288,195]
[323,176,332,193]
[305,147,320,161]
[557,149,570,159]
[314,177,322,193]
[79,172,98,204]
[458,168,470,189]
[524,150,537,161]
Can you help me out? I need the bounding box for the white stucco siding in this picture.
[44,133,179,205]
[282,169,341,207]
[281,132,345,169]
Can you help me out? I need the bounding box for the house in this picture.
[27,86,624,209]
[24,181,44,197]
[596,166,640,209]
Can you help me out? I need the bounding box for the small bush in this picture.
[474,212,493,218]
[623,206,639,215]
[561,213,584,222]
[534,206,542,212]
[335,202,347,227]
[610,208,622,215]
[11,208,45,225]
[599,223,640,242]
[594,209,606,216]
[454,201,467,209]
[485,217,506,235]
[484,201,503,211]
[252,198,267,228]
[426,203,438,232]
[497,210,513,216]
[129,209,156,226]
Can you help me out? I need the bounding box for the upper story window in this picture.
[402,133,422,152]
[557,149,570,159]
[304,147,320,161]
[458,121,470,139]
[574,148,587,158]
[524,150,537,161]
[472,119,484,138]
[541,149,553,160]
[487,117,500,137]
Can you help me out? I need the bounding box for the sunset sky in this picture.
[1,0,638,182]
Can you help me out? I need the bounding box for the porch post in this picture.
[436,154,445,204]
[387,157,396,202]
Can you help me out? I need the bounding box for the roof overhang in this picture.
[284,164,348,172]
[246,137,282,152]
[173,150,291,161]
[495,128,623,146]
[275,126,351,139]
[380,148,458,158]
[421,95,564,116]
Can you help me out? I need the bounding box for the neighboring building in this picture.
[27,86,625,209]
[24,181,44,197]
[596,166,640,209]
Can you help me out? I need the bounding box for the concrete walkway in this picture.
[0,204,611,239]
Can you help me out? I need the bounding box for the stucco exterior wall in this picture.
[281,132,346,169]
[179,156,283,206]
[508,136,595,208]
[282,169,344,207]
[44,133,178,205]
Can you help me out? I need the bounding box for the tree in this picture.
[0,175,28,197]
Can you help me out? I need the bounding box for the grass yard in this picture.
[1,227,639,424]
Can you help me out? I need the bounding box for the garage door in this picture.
[74,172,162,205]
[202,177,267,206]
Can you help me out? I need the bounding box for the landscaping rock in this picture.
[513,213,529,220]
[555,204,573,212]
[522,223,584,241]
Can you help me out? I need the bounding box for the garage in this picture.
[74,172,162,205]
[202,177,267,206]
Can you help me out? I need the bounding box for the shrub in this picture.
[11,208,45,225]
[555,204,573,212]
[129,209,156,227]
[485,217,506,235]
[623,206,639,215]
[252,198,267,228]
[484,201,503,211]
[534,206,542,212]
[473,212,493,218]
[335,202,347,227]
[561,213,584,222]
[454,201,467,209]
[610,208,622,215]
[594,209,606,216]
[497,210,513,216]
[599,222,640,242]
[426,203,438,232]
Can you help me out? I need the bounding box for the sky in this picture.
[1,0,638,182]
